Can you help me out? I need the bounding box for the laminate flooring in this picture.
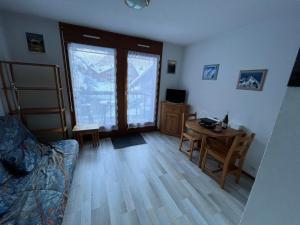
[62,132,253,225]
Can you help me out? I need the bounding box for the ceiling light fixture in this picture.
[125,0,150,10]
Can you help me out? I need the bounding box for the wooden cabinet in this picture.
[159,101,189,137]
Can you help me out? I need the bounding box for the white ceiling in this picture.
[0,0,299,45]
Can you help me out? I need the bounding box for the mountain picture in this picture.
[26,32,45,53]
[237,69,268,91]
[202,64,220,80]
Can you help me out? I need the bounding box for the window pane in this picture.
[68,43,117,129]
[127,51,159,127]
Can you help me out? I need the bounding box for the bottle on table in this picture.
[222,113,229,129]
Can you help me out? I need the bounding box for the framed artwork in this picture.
[237,69,268,91]
[26,32,45,53]
[202,64,219,80]
[167,60,176,74]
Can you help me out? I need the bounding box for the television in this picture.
[166,89,186,103]
[288,48,300,87]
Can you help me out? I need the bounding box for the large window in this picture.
[68,43,117,130]
[60,22,163,134]
[127,51,159,127]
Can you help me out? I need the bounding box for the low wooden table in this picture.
[185,119,242,167]
[72,125,100,148]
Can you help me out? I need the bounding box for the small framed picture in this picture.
[167,60,176,74]
[237,69,268,91]
[202,64,219,80]
[26,32,46,53]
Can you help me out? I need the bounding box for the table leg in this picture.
[79,134,83,148]
[96,131,100,146]
[92,133,96,148]
[198,135,207,168]
[75,133,78,145]
[94,133,97,147]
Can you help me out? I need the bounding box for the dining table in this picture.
[185,119,243,167]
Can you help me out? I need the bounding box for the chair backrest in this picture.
[181,112,197,134]
[225,132,255,166]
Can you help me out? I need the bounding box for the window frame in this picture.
[59,22,163,136]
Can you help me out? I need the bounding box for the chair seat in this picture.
[183,130,202,141]
[206,148,227,163]
[205,139,229,163]
[207,138,228,150]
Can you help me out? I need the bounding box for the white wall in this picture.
[0,14,10,116]
[179,17,300,176]
[2,12,64,67]
[157,42,184,126]
[0,11,72,131]
[240,87,300,225]
[159,42,184,102]
[0,15,9,60]
[0,11,184,127]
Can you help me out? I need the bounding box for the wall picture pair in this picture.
[202,64,268,91]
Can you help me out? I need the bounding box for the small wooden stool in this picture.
[72,125,100,148]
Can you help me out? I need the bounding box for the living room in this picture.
[0,1,299,225]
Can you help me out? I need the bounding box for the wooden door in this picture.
[165,112,180,135]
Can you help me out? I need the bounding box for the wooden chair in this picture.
[179,113,202,160]
[201,132,255,189]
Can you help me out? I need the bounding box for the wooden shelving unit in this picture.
[32,126,68,134]
[0,61,68,140]
[9,86,62,91]
[11,107,65,115]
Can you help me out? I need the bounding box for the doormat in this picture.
[111,133,146,149]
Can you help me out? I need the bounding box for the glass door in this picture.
[127,51,160,128]
[68,43,117,131]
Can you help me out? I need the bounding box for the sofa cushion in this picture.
[0,162,11,185]
[51,139,79,189]
[2,134,39,175]
[0,116,27,152]
[0,139,79,225]
[0,116,39,175]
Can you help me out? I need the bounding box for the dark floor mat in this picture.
[111,133,146,149]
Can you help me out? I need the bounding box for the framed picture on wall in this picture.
[236,69,268,91]
[167,60,176,74]
[202,64,219,80]
[26,32,46,53]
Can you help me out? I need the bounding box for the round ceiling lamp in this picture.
[125,0,150,9]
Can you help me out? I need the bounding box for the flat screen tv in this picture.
[288,48,300,87]
[166,89,186,103]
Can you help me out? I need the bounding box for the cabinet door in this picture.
[160,104,167,132]
[165,112,180,135]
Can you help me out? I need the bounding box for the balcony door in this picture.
[127,51,159,128]
[60,22,163,135]
[68,43,117,131]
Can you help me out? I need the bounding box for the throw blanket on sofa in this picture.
[0,141,78,225]
[0,116,79,225]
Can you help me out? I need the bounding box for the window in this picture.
[127,51,159,127]
[60,22,163,133]
[68,43,117,130]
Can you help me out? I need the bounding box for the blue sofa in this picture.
[0,116,79,225]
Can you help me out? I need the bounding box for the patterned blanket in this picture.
[0,139,78,225]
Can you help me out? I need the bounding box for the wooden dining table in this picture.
[185,119,243,167]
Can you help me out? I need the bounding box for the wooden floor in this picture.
[62,132,253,225]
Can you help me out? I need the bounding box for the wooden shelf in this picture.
[11,107,65,115]
[0,60,68,139]
[0,60,59,68]
[2,86,63,91]
[32,126,68,134]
